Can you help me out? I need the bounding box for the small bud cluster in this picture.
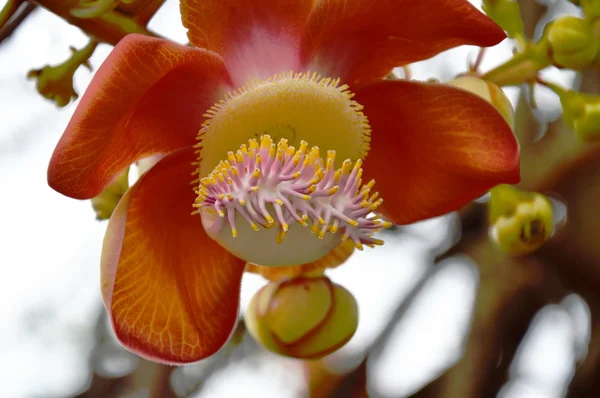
[479,0,600,143]
[488,185,555,256]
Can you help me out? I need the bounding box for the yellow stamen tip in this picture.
[276,230,287,244]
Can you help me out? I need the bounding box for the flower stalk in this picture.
[32,0,158,45]
[27,39,98,107]
[70,0,121,19]
[482,43,550,86]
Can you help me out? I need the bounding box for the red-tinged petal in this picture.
[180,0,313,86]
[301,0,505,88]
[48,34,231,200]
[101,147,246,364]
[357,80,520,225]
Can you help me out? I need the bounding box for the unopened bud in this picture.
[560,90,600,142]
[489,185,554,256]
[449,76,515,129]
[91,168,129,220]
[542,16,597,70]
[245,276,358,359]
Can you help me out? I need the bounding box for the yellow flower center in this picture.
[193,72,388,266]
[196,71,371,177]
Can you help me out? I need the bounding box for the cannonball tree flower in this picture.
[48,0,520,364]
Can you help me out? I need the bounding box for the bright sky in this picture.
[0,1,589,397]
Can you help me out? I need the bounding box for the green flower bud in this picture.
[245,276,358,359]
[91,167,129,220]
[449,76,515,129]
[560,90,600,142]
[543,16,597,70]
[489,185,554,256]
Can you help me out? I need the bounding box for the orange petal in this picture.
[300,0,505,88]
[48,34,230,199]
[180,0,313,86]
[356,80,520,225]
[246,239,355,282]
[101,147,246,364]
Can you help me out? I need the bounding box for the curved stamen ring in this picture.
[194,135,391,250]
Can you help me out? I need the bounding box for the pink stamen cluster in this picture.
[194,135,391,249]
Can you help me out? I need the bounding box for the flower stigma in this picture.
[194,135,392,266]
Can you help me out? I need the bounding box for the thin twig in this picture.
[469,47,487,74]
[0,2,37,45]
[31,0,162,46]
[368,264,440,357]
[0,0,22,29]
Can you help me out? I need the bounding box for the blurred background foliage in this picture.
[1,0,600,397]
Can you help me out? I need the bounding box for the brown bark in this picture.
[0,2,36,44]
